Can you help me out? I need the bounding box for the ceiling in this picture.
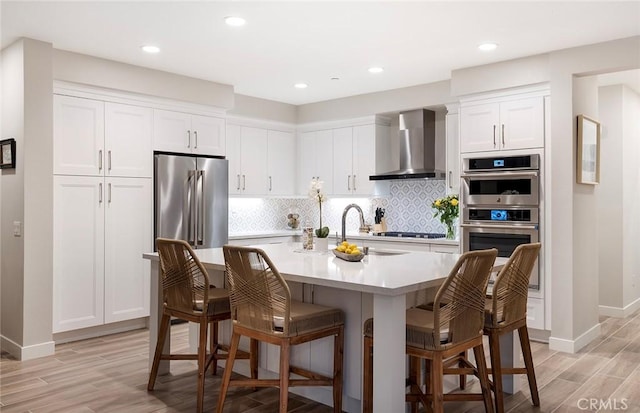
[2,1,639,105]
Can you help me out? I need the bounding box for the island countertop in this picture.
[143,242,464,296]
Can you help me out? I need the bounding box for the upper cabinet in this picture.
[226,121,296,196]
[298,117,391,196]
[298,130,334,195]
[445,104,460,195]
[460,94,545,153]
[154,109,225,156]
[332,125,377,196]
[54,95,152,177]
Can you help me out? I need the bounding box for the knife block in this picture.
[373,218,387,233]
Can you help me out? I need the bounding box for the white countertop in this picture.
[143,242,464,296]
[229,230,459,246]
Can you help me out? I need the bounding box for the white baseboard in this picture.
[549,323,601,353]
[53,318,148,344]
[1,335,55,361]
[599,296,640,318]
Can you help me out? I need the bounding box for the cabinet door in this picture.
[353,124,376,195]
[240,127,268,195]
[105,103,152,178]
[226,124,242,194]
[267,130,295,196]
[499,97,544,150]
[54,95,104,176]
[315,130,334,194]
[445,112,460,195]
[332,127,354,195]
[459,103,500,153]
[153,109,191,153]
[104,177,152,323]
[192,114,226,156]
[53,175,105,333]
[298,132,317,195]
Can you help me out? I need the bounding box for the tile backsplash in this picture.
[229,180,450,235]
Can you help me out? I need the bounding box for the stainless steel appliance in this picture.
[461,154,539,206]
[461,154,540,289]
[154,153,228,249]
[373,232,445,239]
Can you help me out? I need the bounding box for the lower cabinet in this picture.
[53,175,152,333]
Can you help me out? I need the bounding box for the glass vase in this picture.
[445,221,456,240]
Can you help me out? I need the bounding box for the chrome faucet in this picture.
[341,203,366,243]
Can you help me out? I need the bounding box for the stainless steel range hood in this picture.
[369,109,445,181]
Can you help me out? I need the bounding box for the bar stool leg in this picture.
[333,326,344,413]
[488,329,504,413]
[362,336,373,413]
[518,326,540,406]
[148,313,171,391]
[474,343,495,413]
[432,354,444,413]
[210,321,219,376]
[278,340,291,413]
[216,331,240,413]
[197,319,208,413]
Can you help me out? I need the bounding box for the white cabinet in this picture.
[53,176,152,333]
[54,96,152,177]
[154,109,225,156]
[267,130,296,195]
[53,176,105,332]
[445,105,460,195]
[333,125,377,196]
[104,178,152,323]
[460,96,544,153]
[298,130,334,195]
[226,125,268,195]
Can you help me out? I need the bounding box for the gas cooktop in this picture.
[373,232,446,239]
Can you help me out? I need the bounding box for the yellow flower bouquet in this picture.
[432,194,459,239]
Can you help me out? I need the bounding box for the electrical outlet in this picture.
[13,221,22,237]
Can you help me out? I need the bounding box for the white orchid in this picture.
[309,178,329,238]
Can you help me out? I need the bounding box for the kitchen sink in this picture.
[366,248,409,256]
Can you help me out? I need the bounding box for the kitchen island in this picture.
[143,243,509,413]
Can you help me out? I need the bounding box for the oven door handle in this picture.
[461,171,539,179]
[460,223,538,230]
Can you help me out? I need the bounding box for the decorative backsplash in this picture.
[229,180,450,234]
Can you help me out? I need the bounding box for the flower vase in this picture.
[315,236,329,251]
[445,220,457,240]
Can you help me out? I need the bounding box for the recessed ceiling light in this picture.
[478,42,498,51]
[368,67,384,74]
[294,83,308,89]
[225,16,246,27]
[141,45,160,54]
[331,77,340,81]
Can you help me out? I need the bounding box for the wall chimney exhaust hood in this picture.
[369,109,445,181]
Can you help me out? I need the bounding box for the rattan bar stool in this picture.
[217,245,345,413]
[363,249,498,413]
[483,242,541,413]
[147,238,255,413]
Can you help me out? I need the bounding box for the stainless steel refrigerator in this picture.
[154,153,228,249]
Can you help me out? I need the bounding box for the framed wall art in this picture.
[0,138,16,169]
[576,115,600,185]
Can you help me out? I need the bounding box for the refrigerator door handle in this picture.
[186,170,197,245]
[196,170,205,246]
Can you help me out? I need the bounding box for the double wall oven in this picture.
[461,154,541,289]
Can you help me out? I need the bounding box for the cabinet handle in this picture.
[98,150,103,171]
[108,150,112,171]
[269,176,272,191]
[99,183,103,203]
[108,183,112,203]
[242,175,246,190]
[194,130,198,148]
[501,124,505,147]
[449,171,453,189]
[236,174,241,190]
[187,130,191,148]
[493,125,496,147]
[353,175,357,191]
[347,175,351,191]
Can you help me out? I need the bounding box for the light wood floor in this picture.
[1,308,639,413]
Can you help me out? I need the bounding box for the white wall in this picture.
[229,93,297,124]
[0,38,55,359]
[53,49,234,109]
[297,80,452,124]
[598,84,640,315]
